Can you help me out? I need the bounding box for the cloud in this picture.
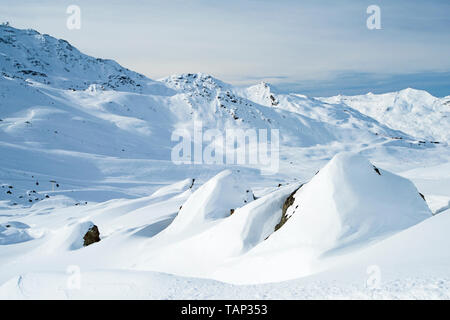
[272,71,450,97]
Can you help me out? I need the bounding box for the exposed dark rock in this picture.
[373,165,381,175]
[274,185,303,232]
[18,69,47,77]
[230,209,235,215]
[83,225,100,247]
[419,192,426,201]
[270,94,279,106]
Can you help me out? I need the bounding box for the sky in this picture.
[1,0,449,96]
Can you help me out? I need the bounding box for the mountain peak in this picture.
[249,81,279,93]
[244,81,280,106]
[397,87,434,99]
[0,24,172,95]
[160,73,231,95]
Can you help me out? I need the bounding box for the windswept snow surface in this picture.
[1,25,450,299]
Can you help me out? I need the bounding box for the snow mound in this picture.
[150,178,195,199]
[213,153,433,284]
[0,221,33,245]
[132,182,300,278]
[163,170,253,235]
[268,153,431,251]
[67,221,99,250]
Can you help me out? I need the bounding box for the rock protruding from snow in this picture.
[68,221,100,250]
[83,225,100,247]
[268,153,431,251]
[163,170,253,235]
[274,185,302,232]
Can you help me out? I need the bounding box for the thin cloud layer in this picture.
[1,0,449,96]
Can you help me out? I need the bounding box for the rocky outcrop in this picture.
[83,225,100,247]
[274,185,303,232]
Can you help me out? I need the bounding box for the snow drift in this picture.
[0,221,33,245]
[269,153,431,250]
[162,170,254,235]
[126,153,432,284]
[214,153,432,283]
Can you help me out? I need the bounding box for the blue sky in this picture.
[1,0,449,96]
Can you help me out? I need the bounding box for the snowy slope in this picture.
[3,205,450,301]
[1,25,434,209]
[0,154,447,299]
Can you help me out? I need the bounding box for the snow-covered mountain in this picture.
[318,88,450,142]
[0,24,172,94]
[1,25,450,299]
[2,25,437,207]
